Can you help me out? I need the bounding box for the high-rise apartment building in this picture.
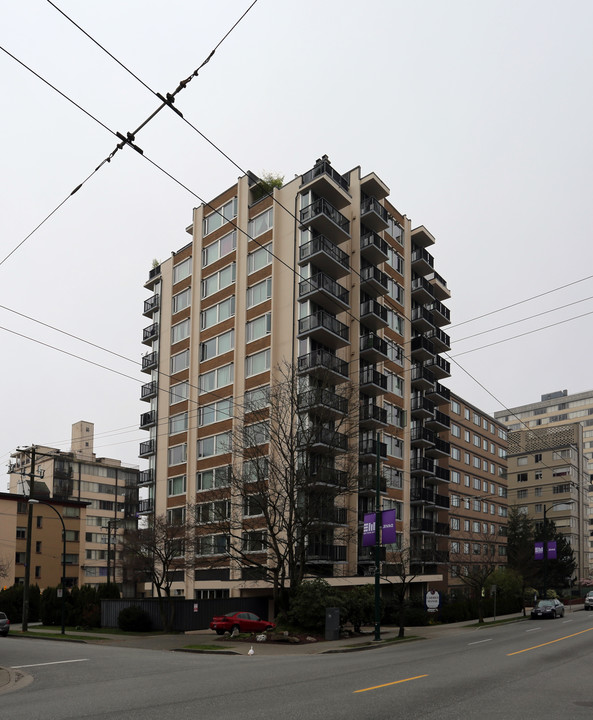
[8,422,139,589]
[495,390,593,575]
[140,156,451,599]
[443,393,509,595]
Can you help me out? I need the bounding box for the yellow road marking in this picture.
[354,674,428,693]
[508,626,593,656]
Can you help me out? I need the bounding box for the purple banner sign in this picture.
[547,541,557,560]
[362,510,397,547]
[534,541,544,560]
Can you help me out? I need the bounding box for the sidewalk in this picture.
[1,607,583,692]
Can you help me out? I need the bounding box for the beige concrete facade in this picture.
[7,422,138,589]
[507,423,589,581]
[140,157,452,600]
[442,393,509,595]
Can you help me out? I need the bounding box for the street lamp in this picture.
[542,500,574,600]
[29,499,67,635]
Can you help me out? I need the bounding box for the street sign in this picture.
[425,589,440,612]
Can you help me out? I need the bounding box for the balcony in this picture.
[360,265,389,298]
[410,456,435,476]
[360,172,389,200]
[139,439,156,458]
[435,522,450,536]
[299,234,350,277]
[144,264,161,290]
[298,310,349,349]
[411,248,434,277]
[411,487,435,504]
[411,365,435,392]
[434,493,450,509]
[141,351,158,373]
[410,336,435,362]
[142,323,159,346]
[410,518,435,534]
[358,437,387,459]
[411,306,434,333]
[427,271,451,301]
[298,388,348,419]
[411,225,435,249]
[357,546,386,563]
[426,437,450,459]
[426,409,450,432]
[425,355,451,380]
[305,427,348,454]
[411,276,435,305]
[298,350,349,383]
[300,198,350,242]
[299,273,349,314]
[427,300,451,327]
[140,410,157,429]
[410,426,435,449]
[359,333,388,362]
[143,294,160,317]
[359,366,387,396]
[309,466,348,489]
[360,231,389,264]
[425,328,450,353]
[426,381,450,405]
[410,395,435,420]
[300,157,350,209]
[138,469,154,486]
[310,507,348,525]
[359,404,388,429]
[138,498,154,514]
[360,300,388,331]
[358,472,387,494]
[433,465,450,483]
[305,544,347,562]
[140,380,157,402]
[360,196,389,232]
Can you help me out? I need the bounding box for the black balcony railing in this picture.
[298,388,348,415]
[139,439,155,457]
[138,499,154,514]
[360,265,389,292]
[143,323,158,344]
[143,294,160,316]
[410,456,435,475]
[306,544,347,562]
[140,410,156,429]
[360,300,388,324]
[299,272,349,307]
[306,427,348,451]
[139,469,154,485]
[359,367,388,390]
[298,310,349,342]
[360,333,388,357]
[299,234,349,271]
[360,230,388,258]
[410,427,435,445]
[360,404,387,425]
[140,380,157,401]
[411,488,435,503]
[300,198,350,235]
[301,158,349,192]
[361,196,388,223]
[310,467,348,488]
[142,352,158,371]
[358,438,387,458]
[298,350,348,378]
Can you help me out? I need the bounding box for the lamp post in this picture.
[29,499,67,635]
[542,500,574,600]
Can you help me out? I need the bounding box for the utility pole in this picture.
[374,431,382,642]
[21,446,38,632]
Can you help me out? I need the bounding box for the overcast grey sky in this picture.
[1,0,592,482]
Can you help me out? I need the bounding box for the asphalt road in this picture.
[2,612,593,720]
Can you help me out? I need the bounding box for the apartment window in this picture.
[451,541,460,554]
[473,499,481,511]
[517,456,528,466]
[196,466,230,491]
[171,318,190,344]
[386,371,404,397]
[553,483,571,494]
[451,495,460,507]
[387,246,404,272]
[473,434,480,447]
[464,520,470,531]
[498,447,506,459]
[451,470,460,484]
[535,487,542,496]
[200,363,234,393]
[246,349,270,377]
[203,197,237,236]
[384,466,403,489]
[173,257,191,284]
[483,439,488,450]
[35,566,41,579]
[463,542,470,554]
[201,296,235,329]
[196,534,229,556]
[451,447,461,461]
[35,541,41,553]
[464,452,470,465]
[243,457,269,483]
[464,408,470,420]
[386,217,403,245]
[244,494,265,517]
[384,433,403,458]
[451,400,460,414]
[63,507,79,518]
[201,263,236,298]
[168,475,187,497]
[201,329,234,361]
[244,421,270,447]
[473,413,480,426]
[473,544,481,555]
[247,242,272,274]
[167,507,186,525]
[171,349,190,374]
[386,309,404,335]
[196,500,230,524]
[197,431,231,458]
[553,467,571,478]
[473,477,481,490]
[386,339,404,365]
[385,402,404,428]
[246,313,271,343]
[169,412,188,435]
[535,503,542,513]
[517,489,527,499]
[247,278,272,308]
[16,527,26,539]
[464,475,471,487]
[248,208,273,238]
[202,230,236,267]
[535,471,543,481]
[172,288,191,314]
[388,279,404,304]
[473,457,480,468]
[243,530,266,552]
[168,444,187,467]
[451,424,461,438]
[64,530,79,542]
[199,398,233,426]
[245,385,270,412]
[451,518,460,531]
[517,473,528,483]
[473,521,480,533]
[464,430,470,443]
[62,554,79,565]
[170,381,189,405]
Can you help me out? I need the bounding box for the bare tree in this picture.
[449,532,499,623]
[120,513,192,631]
[382,545,418,638]
[194,361,361,615]
[0,554,11,583]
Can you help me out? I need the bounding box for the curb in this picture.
[0,667,34,696]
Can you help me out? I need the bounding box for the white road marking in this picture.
[13,659,89,669]
[468,639,492,645]
[526,627,540,632]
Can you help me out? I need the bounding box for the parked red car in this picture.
[210,611,275,635]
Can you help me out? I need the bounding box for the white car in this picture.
[584,591,593,610]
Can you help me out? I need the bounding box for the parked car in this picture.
[210,611,275,635]
[0,612,9,636]
[530,599,565,619]
[584,591,593,610]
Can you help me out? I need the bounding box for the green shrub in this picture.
[287,579,342,632]
[118,605,152,632]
